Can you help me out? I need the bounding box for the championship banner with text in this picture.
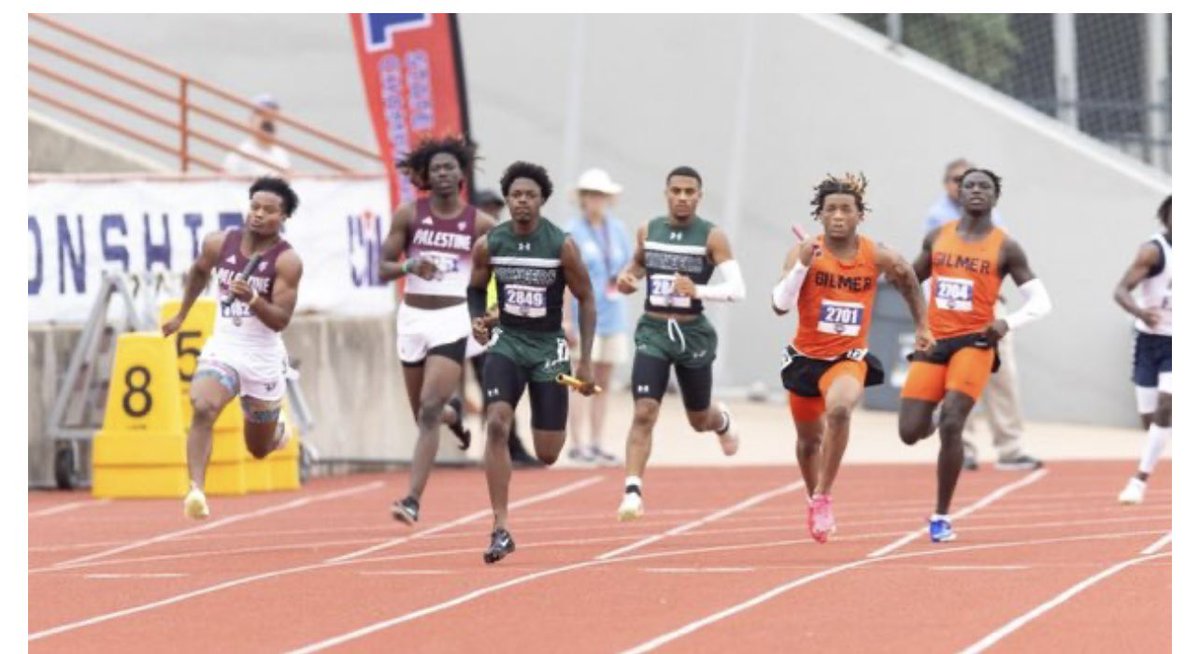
[28,178,394,324]
[349,13,470,209]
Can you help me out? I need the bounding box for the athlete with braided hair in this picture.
[772,172,931,543]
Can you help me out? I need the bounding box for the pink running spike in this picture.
[810,494,835,544]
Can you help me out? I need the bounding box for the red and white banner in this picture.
[349,13,470,209]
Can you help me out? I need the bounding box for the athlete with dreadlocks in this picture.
[381,135,497,526]
[898,168,1053,542]
[772,173,932,543]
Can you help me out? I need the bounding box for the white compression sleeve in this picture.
[1004,278,1052,331]
[770,261,809,313]
[695,260,746,302]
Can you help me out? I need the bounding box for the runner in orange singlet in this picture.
[772,173,932,543]
[898,168,1053,543]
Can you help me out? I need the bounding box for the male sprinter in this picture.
[614,166,746,521]
[163,177,303,519]
[467,161,598,563]
[382,136,496,526]
[1115,195,1172,504]
[897,168,1052,542]
[772,173,932,543]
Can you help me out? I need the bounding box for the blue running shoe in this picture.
[929,516,956,543]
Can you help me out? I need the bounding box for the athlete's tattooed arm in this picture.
[616,223,648,294]
[878,244,933,352]
[162,231,224,337]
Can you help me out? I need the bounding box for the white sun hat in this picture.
[577,168,623,195]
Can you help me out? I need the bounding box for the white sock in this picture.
[1138,424,1171,475]
[624,476,642,494]
[931,513,950,522]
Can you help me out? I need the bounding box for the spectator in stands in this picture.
[563,168,631,466]
[922,158,1042,472]
[223,93,292,176]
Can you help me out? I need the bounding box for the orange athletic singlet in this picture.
[927,221,1005,339]
[793,235,879,359]
[788,235,878,422]
[901,220,1006,403]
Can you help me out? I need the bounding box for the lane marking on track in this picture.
[619,533,1163,654]
[29,499,111,518]
[48,481,384,569]
[28,526,1164,643]
[84,573,187,579]
[325,476,603,563]
[929,565,1029,572]
[1140,531,1171,555]
[869,469,1047,558]
[643,567,753,574]
[286,479,805,654]
[595,480,805,560]
[959,552,1172,654]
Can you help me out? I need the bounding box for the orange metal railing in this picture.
[28,14,385,175]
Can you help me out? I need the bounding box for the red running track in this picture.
[28,461,1170,652]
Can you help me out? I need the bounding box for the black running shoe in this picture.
[392,496,419,525]
[447,396,471,450]
[483,528,516,564]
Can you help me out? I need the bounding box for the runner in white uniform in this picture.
[163,176,304,520]
[382,136,496,525]
[1114,195,1172,504]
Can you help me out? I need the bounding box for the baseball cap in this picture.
[253,93,280,110]
[577,168,622,195]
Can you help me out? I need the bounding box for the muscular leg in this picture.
[815,375,864,496]
[187,376,236,488]
[568,360,588,453]
[898,398,938,446]
[241,396,284,459]
[1135,391,1172,482]
[793,418,823,497]
[625,399,662,480]
[935,391,976,515]
[484,401,516,530]
[408,354,465,501]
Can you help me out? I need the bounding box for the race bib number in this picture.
[503,284,547,318]
[934,277,975,312]
[648,273,691,309]
[817,300,864,336]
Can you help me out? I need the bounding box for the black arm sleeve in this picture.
[468,285,488,320]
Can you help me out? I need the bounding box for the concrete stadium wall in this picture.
[41,14,1171,427]
[29,113,167,173]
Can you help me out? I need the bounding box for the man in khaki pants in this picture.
[922,159,1043,471]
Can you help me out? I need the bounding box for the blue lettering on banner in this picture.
[28,216,42,295]
[347,211,385,287]
[57,214,86,295]
[101,213,130,272]
[364,13,432,51]
[219,211,244,233]
[405,51,434,131]
[143,213,171,271]
[183,212,204,259]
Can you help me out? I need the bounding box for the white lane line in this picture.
[596,480,806,560]
[959,552,1171,654]
[84,573,187,579]
[1140,531,1171,555]
[29,525,1162,643]
[325,476,603,563]
[620,533,1162,654]
[50,481,384,569]
[869,469,1048,558]
[29,499,111,518]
